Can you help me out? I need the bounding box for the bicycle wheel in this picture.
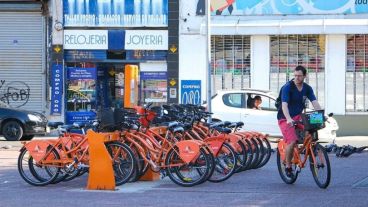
[254,137,266,169]
[309,143,331,189]
[18,147,60,186]
[196,145,215,184]
[126,143,146,182]
[248,138,260,169]
[276,149,298,184]
[239,138,253,171]
[257,138,272,168]
[165,147,211,187]
[234,140,247,173]
[105,142,136,186]
[208,143,236,183]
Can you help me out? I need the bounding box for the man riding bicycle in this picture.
[277,65,322,178]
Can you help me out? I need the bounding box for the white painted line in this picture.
[67,181,164,193]
[352,176,368,188]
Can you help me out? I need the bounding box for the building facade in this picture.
[48,0,180,124]
[180,0,368,135]
[0,1,47,113]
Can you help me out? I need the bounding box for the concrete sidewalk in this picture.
[334,136,368,147]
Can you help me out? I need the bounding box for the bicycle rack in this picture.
[86,130,117,191]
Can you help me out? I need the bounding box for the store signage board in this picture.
[65,111,96,124]
[67,68,97,80]
[63,0,168,27]
[125,30,168,50]
[50,64,63,115]
[181,80,201,105]
[140,72,167,80]
[126,50,167,60]
[64,30,108,50]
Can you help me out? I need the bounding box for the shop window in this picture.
[270,35,325,107]
[140,72,167,106]
[346,35,368,113]
[211,35,251,91]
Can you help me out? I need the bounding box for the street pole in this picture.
[206,0,212,121]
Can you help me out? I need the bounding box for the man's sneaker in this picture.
[285,167,294,178]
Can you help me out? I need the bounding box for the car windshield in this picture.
[0,100,10,108]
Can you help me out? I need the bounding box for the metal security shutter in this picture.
[0,11,45,112]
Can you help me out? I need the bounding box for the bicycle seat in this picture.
[182,123,192,130]
[61,124,76,132]
[47,121,64,129]
[73,122,87,128]
[236,122,244,127]
[167,121,179,128]
[172,126,184,133]
[226,122,237,128]
[209,122,224,129]
[223,121,232,127]
[214,127,231,134]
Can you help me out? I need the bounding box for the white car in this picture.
[209,89,339,143]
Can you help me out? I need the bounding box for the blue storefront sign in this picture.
[50,64,63,115]
[67,67,97,80]
[210,0,368,16]
[140,71,167,80]
[63,0,168,27]
[65,111,96,124]
[108,30,125,50]
[64,50,107,62]
[181,80,201,105]
[127,50,167,60]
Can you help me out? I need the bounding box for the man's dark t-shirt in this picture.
[277,81,317,120]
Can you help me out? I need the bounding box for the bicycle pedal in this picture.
[160,170,167,179]
[77,163,89,169]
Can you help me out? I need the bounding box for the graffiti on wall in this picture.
[0,80,30,107]
[210,0,368,16]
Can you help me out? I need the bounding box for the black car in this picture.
[0,101,47,141]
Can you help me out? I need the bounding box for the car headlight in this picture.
[28,114,42,122]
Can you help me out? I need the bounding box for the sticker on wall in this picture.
[169,88,177,98]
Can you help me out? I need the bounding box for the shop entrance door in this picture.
[97,64,139,109]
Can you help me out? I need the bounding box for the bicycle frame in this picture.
[278,133,318,170]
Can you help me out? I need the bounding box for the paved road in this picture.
[1,142,368,207]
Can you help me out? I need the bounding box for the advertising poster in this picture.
[63,0,168,27]
[66,67,97,124]
[181,80,201,105]
[210,0,368,16]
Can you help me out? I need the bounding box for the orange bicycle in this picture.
[18,131,136,186]
[277,110,331,189]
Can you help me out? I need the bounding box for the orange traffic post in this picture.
[86,130,115,190]
[124,64,139,108]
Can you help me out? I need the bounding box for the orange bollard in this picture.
[139,168,160,181]
[86,130,115,190]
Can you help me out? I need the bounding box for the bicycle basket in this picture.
[301,110,326,131]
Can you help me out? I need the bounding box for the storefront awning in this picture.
[204,19,368,35]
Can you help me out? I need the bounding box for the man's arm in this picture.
[311,100,322,110]
[282,102,293,125]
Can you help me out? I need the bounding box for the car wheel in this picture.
[2,121,24,141]
[21,135,35,141]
